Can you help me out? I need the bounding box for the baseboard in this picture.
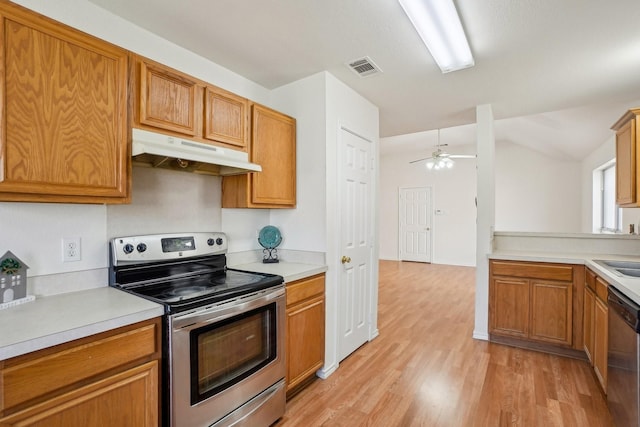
[369,328,380,340]
[473,330,489,341]
[317,363,338,379]
[489,334,588,360]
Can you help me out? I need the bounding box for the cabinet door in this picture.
[583,286,595,363]
[286,294,325,393]
[204,86,248,149]
[490,278,529,338]
[593,297,608,391]
[251,104,296,206]
[615,117,636,206]
[0,362,158,427]
[0,4,129,203]
[139,59,200,136]
[530,280,572,346]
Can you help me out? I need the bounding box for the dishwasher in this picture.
[608,285,640,427]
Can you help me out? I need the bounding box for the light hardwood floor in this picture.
[276,260,613,427]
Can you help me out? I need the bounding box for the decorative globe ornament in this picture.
[258,226,282,263]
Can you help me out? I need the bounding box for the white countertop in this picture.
[490,250,640,305]
[231,262,327,283]
[0,287,164,361]
[0,262,324,361]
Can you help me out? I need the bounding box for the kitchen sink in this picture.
[593,259,640,278]
[596,260,640,270]
[615,268,640,278]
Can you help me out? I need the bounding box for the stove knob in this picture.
[207,238,215,246]
[137,243,147,253]
[216,237,224,246]
[123,243,134,254]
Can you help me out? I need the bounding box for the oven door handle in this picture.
[172,286,284,330]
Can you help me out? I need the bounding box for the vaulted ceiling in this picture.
[88,0,640,160]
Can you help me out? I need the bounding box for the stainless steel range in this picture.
[109,232,285,427]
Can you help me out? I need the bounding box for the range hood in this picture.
[131,128,261,176]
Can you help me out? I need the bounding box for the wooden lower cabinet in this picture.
[583,268,609,392]
[583,286,595,363]
[593,296,608,390]
[530,280,572,345]
[489,260,581,350]
[285,274,325,398]
[0,318,161,426]
[490,277,529,338]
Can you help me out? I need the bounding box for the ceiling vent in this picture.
[347,56,382,77]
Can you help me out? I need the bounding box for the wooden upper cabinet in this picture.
[137,58,201,137]
[0,1,129,203]
[611,108,640,207]
[252,104,296,206]
[222,103,296,208]
[204,85,249,149]
[134,56,254,154]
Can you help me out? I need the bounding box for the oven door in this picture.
[169,286,285,427]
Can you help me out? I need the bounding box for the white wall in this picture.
[379,144,477,266]
[380,133,590,266]
[106,168,222,238]
[495,141,582,232]
[268,73,328,252]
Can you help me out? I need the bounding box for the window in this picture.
[597,162,621,233]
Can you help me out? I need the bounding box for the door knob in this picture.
[341,256,351,264]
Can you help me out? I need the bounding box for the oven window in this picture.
[190,302,277,404]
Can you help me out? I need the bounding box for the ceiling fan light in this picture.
[426,161,435,169]
[446,160,454,168]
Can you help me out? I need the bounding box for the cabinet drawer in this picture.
[595,277,608,302]
[1,320,159,411]
[491,261,573,282]
[286,274,325,307]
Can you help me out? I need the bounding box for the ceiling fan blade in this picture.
[409,157,434,164]
[449,154,476,159]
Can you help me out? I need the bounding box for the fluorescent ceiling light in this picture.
[398,0,474,73]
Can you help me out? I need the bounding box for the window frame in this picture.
[598,161,621,233]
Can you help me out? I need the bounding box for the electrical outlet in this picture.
[62,237,81,262]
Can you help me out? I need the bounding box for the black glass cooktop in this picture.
[116,268,283,313]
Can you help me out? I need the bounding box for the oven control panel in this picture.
[111,232,227,265]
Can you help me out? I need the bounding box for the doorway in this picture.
[398,187,432,263]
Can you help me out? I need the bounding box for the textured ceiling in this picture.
[87,0,640,160]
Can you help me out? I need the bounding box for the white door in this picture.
[398,187,432,263]
[338,127,374,362]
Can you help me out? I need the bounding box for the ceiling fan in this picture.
[409,129,476,170]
